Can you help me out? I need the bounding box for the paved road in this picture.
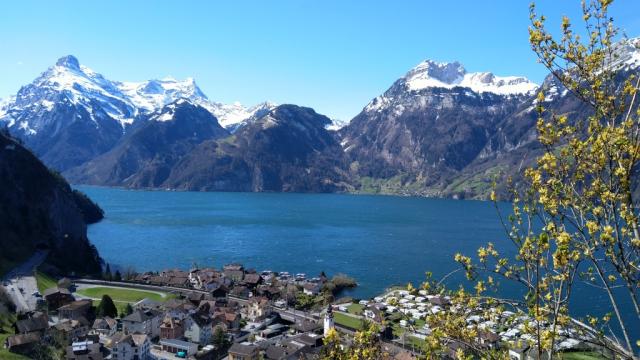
[2,250,48,280]
[2,250,48,313]
[275,307,319,322]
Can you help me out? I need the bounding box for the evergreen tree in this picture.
[104,263,112,281]
[96,294,117,318]
[114,270,122,281]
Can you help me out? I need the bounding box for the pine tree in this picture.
[104,264,112,281]
[96,295,117,318]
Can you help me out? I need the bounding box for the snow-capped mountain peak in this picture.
[608,36,640,70]
[404,60,466,90]
[0,55,273,136]
[149,99,193,122]
[403,59,538,96]
[117,77,208,114]
[211,101,277,131]
[7,55,137,130]
[326,118,349,131]
[55,54,81,70]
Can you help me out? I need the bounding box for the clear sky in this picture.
[1,0,639,120]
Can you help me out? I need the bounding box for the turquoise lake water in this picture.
[78,186,637,340]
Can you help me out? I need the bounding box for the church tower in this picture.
[323,305,335,336]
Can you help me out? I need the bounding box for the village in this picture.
[1,262,605,360]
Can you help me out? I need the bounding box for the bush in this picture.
[329,274,357,292]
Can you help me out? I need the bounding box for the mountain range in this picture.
[2,37,639,199]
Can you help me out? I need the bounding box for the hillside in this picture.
[0,131,103,276]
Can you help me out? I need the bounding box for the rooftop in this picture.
[229,343,258,356]
[160,338,198,348]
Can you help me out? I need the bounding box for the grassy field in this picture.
[76,286,170,303]
[391,321,426,349]
[0,313,31,360]
[95,299,131,317]
[334,312,364,330]
[77,286,174,318]
[560,352,608,360]
[35,270,57,293]
[346,303,364,315]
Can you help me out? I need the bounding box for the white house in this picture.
[245,297,271,322]
[90,317,118,340]
[111,333,150,360]
[122,310,162,338]
[303,283,321,296]
[184,314,212,345]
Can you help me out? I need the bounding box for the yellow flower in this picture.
[586,221,598,235]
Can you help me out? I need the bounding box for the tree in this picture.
[406,282,417,295]
[212,326,228,348]
[330,274,357,291]
[104,263,112,281]
[114,270,122,281]
[455,1,640,358]
[0,286,16,313]
[321,327,346,360]
[285,284,298,306]
[418,286,510,360]
[96,294,118,318]
[294,292,316,310]
[122,266,137,281]
[320,322,385,360]
[120,303,134,318]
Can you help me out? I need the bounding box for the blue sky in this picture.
[1,1,638,120]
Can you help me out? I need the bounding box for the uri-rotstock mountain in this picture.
[0,55,276,171]
[341,37,640,198]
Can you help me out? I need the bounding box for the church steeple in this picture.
[323,305,335,336]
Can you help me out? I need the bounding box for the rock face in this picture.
[340,60,536,197]
[65,99,230,187]
[0,131,103,275]
[64,103,350,193]
[341,38,640,198]
[164,104,352,192]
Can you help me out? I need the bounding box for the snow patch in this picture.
[404,60,538,96]
[326,118,349,131]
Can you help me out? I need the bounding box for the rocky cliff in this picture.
[0,131,103,276]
